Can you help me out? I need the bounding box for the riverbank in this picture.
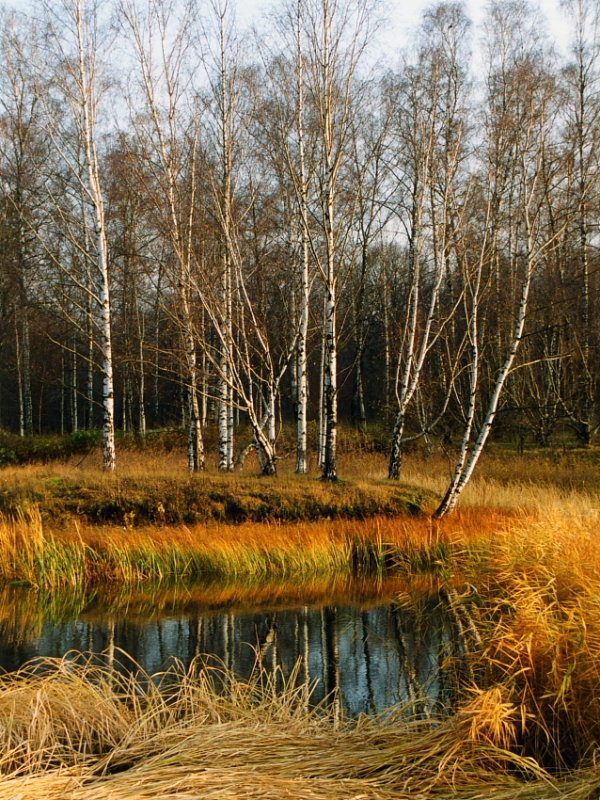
[0,457,426,526]
[1,501,600,770]
[0,445,597,588]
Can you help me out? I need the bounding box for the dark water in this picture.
[0,585,463,716]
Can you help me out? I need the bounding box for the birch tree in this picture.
[202,0,238,471]
[434,4,561,517]
[120,0,206,471]
[34,0,116,469]
[198,0,300,475]
[257,0,318,473]
[303,0,371,480]
[387,3,469,480]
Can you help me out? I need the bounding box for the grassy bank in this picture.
[0,510,449,589]
[0,457,425,526]
[0,445,597,589]
[0,443,597,525]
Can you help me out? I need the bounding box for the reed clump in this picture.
[0,512,452,588]
[428,511,600,771]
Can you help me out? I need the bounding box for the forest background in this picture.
[0,0,598,516]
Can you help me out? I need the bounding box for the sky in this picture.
[380,0,570,53]
[3,0,575,66]
[237,0,574,65]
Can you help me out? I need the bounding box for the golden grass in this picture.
[0,654,575,800]
[3,445,598,520]
[0,510,457,588]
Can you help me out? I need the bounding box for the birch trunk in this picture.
[73,0,116,471]
[320,0,338,482]
[388,181,424,480]
[294,0,310,474]
[434,267,532,518]
[14,311,24,437]
[121,0,204,471]
[212,1,235,472]
[322,283,337,481]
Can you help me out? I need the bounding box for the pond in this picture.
[0,579,465,717]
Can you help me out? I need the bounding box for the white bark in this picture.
[434,256,532,518]
[73,0,116,470]
[295,0,310,474]
[434,27,560,516]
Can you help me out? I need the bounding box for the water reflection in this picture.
[0,583,462,716]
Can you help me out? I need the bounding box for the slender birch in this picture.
[434,21,561,518]
[388,5,469,480]
[35,0,116,469]
[303,0,370,481]
[120,0,205,471]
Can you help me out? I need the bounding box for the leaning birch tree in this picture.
[434,8,561,518]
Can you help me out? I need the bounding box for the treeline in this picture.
[0,0,598,514]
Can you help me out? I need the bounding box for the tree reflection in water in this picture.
[0,587,464,717]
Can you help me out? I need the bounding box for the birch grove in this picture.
[0,0,597,512]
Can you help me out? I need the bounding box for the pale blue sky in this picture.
[2,0,575,64]
[383,0,569,52]
[237,0,573,63]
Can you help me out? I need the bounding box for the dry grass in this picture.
[458,514,600,769]
[0,653,581,800]
[0,510,456,588]
[0,451,426,529]
[1,444,598,525]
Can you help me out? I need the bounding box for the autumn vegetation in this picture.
[1,0,600,795]
[0,0,599,515]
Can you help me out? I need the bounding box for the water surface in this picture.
[0,579,463,716]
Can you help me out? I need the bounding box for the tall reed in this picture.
[0,512,452,588]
